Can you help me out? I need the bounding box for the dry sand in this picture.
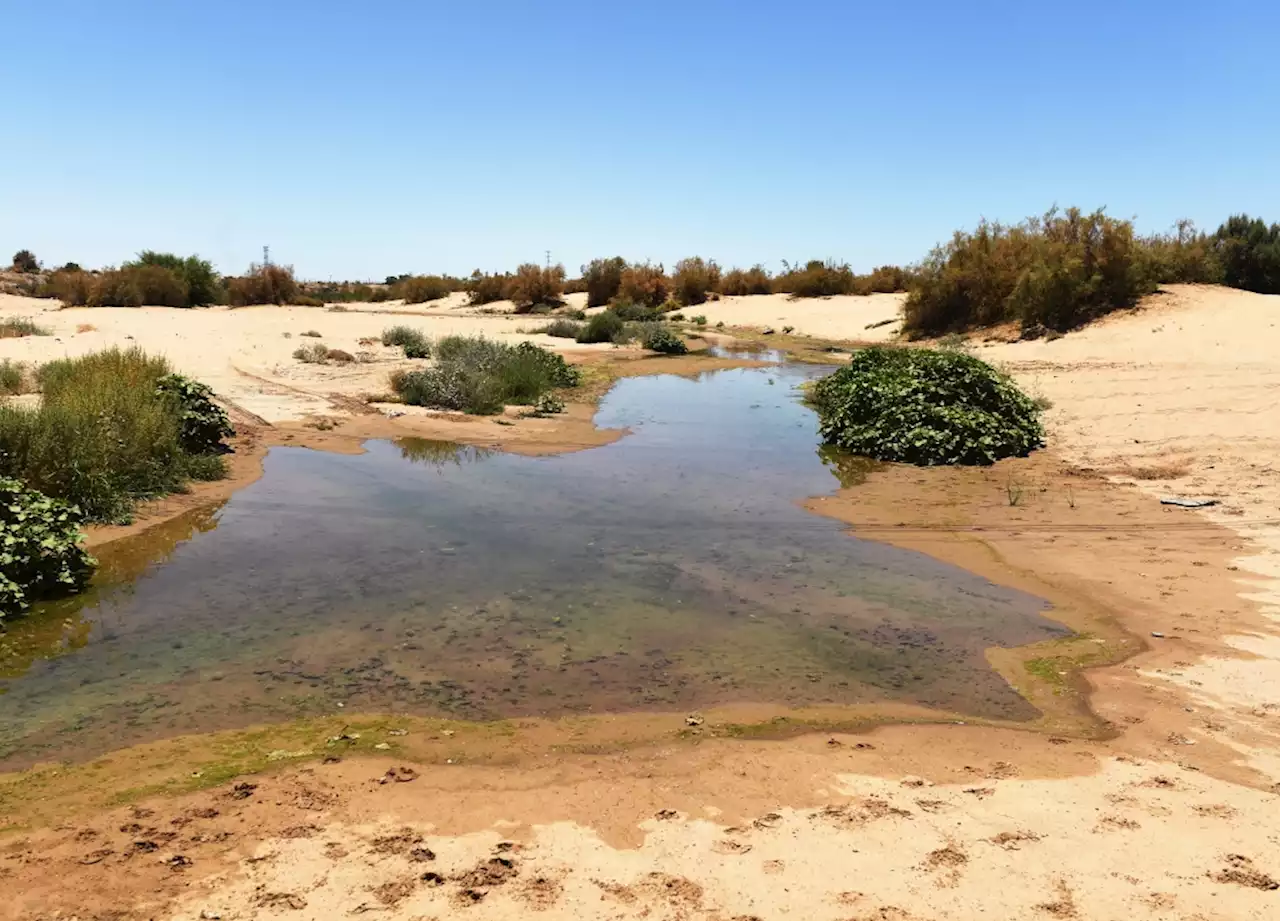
[3,285,1280,920]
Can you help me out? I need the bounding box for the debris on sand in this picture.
[455,855,519,889]
[1210,854,1279,890]
[227,782,257,800]
[379,766,418,784]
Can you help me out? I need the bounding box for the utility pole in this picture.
[263,245,270,268]
[545,250,551,269]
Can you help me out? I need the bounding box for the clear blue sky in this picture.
[3,0,1277,281]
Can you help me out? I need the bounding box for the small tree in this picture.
[672,256,722,306]
[509,263,566,313]
[581,256,627,307]
[616,262,668,308]
[11,250,39,273]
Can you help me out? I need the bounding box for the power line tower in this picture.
[545,250,551,269]
[263,245,271,268]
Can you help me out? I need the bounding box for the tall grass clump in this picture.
[508,263,566,313]
[671,257,722,306]
[0,360,26,395]
[582,257,626,307]
[616,262,668,308]
[0,477,96,618]
[227,263,299,306]
[1213,214,1280,294]
[395,275,451,304]
[391,337,580,415]
[904,207,1152,336]
[720,265,773,296]
[0,349,231,522]
[812,347,1044,466]
[466,270,513,306]
[381,325,431,358]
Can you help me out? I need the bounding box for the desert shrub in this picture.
[562,276,588,295]
[154,373,234,455]
[563,307,586,320]
[1138,220,1222,285]
[0,478,96,618]
[293,343,330,363]
[671,257,722,306]
[774,259,855,297]
[60,262,81,272]
[811,347,1044,466]
[391,338,579,415]
[466,270,512,306]
[582,256,627,307]
[0,348,226,522]
[11,250,39,273]
[575,310,626,343]
[608,300,662,322]
[0,360,26,394]
[852,265,912,295]
[326,348,355,363]
[692,314,707,325]
[131,264,191,307]
[0,317,49,338]
[396,275,451,304]
[227,263,299,306]
[370,286,392,302]
[616,262,668,308]
[40,269,94,305]
[290,294,325,307]
[537,318,583,339]
[381,325,431,358]
[509,263,566,313]
[125,252,222,306]
[903,207,1152,335]
[83,268,142,307]
[639,324,688,354]
[720,265,773,296]
[1212,214,1280,294]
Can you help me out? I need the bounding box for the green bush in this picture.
[671,257,722,306]
[381,325,431,358]
[155,374,234,455]
[391,338,579,414]
[1212,214,1280,294]
[582,257,626,307]
[508,263,565,313]
[607,301,661,322]
[536,318,583,339]
[639,324,688,354]
[774,259,856,297]
[11,250,39,273]
[0,317,49,338]
[575,310,626,343]
[904,207,1153,335]
[466,270,512,306]
[811,347,1044,466]
[0,478,96,618]
[0,360,26,395]
[396,275,451,304]
[1137,220,1222,285]
[227,263,299,306]
[720,265,773,296]
[616,262,668,308]
[691,314,707,325]
[125,251,223,306]
[370,286,393,302]
[0,348,227,522]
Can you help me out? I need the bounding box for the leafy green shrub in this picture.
[11,250,39,273]
[811,347,1044,466]
[381,325,431,358]
[639,324,688,354]
[0,360,26,395]
[537,318,583,339]
[293,342,330,363]
[774,259,855,297]
[227,263,299,306]
[0,478,96,618]
[582,256,626,307]
[466,270,512,306]
[396,275,451,304]
[509,263,566,313]
[671,257,722,306]
[391,338,579,414]
[1212,214,1280,294]
[616,262,668,308]
[607,300,661,322]
[0,348,225,522]
[904,207,1153,335]
[0,317,49,338]
[155,374,234,455]
[125,252,223,306]
[720,265,773,296]
[575,310,626,343]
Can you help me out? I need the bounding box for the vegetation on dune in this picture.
[381,325,432,358]
[773,259,858,298]
[466,270,513,306]
[616,262,668,309]
[671,257,722,306]
[125,252,222,306]
[227,263,299,307]
[1213,214,1280,294]
[0,349,231,523]
[390,337,580,415]
[11,250,39,273]
[0,317,49,338]
[535,318,583,339]
[0,360,27,395]
[575,310,626,344]
[811,347,1044,466]
[292,342,331,363]
[0,478,96,619]
[638,323,688,354]
[720,265,773,296]
[581,257,626,307]
[508,263,566,313]
[395,275,451,304]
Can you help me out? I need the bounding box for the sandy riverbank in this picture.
[1,286,1279,920]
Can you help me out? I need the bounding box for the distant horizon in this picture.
[4,1,1277,281]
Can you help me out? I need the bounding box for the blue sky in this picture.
[3,0,1277,280]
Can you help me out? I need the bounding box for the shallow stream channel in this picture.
[0,362,1067,768]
